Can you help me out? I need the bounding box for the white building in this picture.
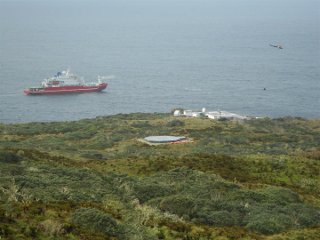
[173,110,182,117]
[183,110,193,117]
[206,111,248,120]
[174,108,249,120]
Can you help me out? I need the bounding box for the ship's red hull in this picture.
[24,83,108,95]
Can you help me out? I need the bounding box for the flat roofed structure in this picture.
[144,136,186,143]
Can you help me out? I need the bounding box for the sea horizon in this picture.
[1,0,319,123]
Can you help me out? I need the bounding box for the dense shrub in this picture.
[71,208,122,237]
[131,121,152,128]
[80,151,104,160]
[1,114,320,238]
[228,190,267,203]
[283,203,320,227]
[258,187,302,205]
[196,210,237,226]
[0,151,21,164]
[137,168,320,234]
[243,202,320,234]
[246,213,293,234]
[133,183,174,203]
[166,120,185,127]
[159,196,196,216]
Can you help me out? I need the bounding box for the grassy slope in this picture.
[0,113,319,239]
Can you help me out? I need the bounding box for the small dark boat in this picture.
[269,44,283,49]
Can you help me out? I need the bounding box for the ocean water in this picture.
[0,0,319,123]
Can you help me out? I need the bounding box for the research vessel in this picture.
[24,69,108,95]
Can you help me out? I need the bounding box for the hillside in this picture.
[0,113,319,239]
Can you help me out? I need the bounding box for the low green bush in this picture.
[258,187,302,205]
[0,151,21,164]
[166,120,185,127]
[133,183,174,203]
[283,203,320,227]
[159,196,196,216]
[246,213,293,234]
[131,121,152,128]
[196,210,237,226]
[71,208,122,237]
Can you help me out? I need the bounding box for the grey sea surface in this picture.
[0,0,319,123]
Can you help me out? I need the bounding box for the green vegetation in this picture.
[0,113,319,239]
